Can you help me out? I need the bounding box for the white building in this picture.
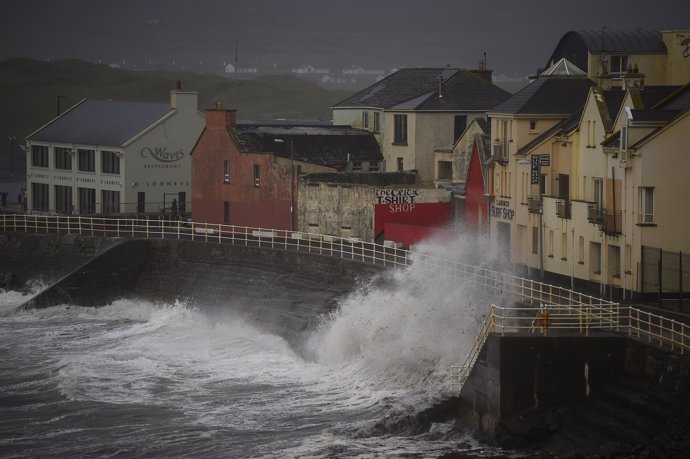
[25,86,205,216]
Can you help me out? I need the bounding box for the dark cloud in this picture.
[2,0,689,78]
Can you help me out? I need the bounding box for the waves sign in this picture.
[140,146,185,163]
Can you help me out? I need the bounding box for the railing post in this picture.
[146,216,149,239]
[671,321,675,352]
[218,224,221,243]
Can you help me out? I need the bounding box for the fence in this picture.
[2,213,689,388]
[450,301,689,389]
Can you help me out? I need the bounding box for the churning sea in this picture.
[0,240,515,458]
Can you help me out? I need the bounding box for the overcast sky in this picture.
[2,0,689,79]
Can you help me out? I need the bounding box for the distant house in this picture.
[25,84,204,216]
[332,64,510,184]
[546,29,690,87]
[191,107,382,230]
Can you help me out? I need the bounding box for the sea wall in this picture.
[13,235,381,344]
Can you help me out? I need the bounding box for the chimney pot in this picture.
[176,80,182,90]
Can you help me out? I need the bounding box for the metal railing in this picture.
[450,302,689,390]
[2,213,688,388]
[0,213,410,268]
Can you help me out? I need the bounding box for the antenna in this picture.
[233,40,238,109]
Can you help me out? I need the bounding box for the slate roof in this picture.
[630,109,682,123]
[489,77,595,116]
[233,124,382,168]
[333,68,510,111]
[27,99,172,146]
[653,83,690,111]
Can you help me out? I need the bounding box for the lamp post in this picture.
[8,136,16,180]
[274,138,295,231]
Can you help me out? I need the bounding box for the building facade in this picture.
[191,108,382,230]
[332,65,510,184]
[547,29,690,88]
[26,87,204,216]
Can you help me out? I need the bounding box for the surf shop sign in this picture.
[490,198,514,220]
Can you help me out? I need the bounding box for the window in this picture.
[548,230,554,257]
[561,232,567,260]
[640,187,654,223]
[223,160,230,183]
[454,115,467,142]
[78,187,96,214]
[55,147,72,170]
[393,114,407,145]
[593,177,603,206]
[223,201,230,223]
[362,112,369,129]
[78,149,95,172]
[101,150,120,174]
[610,55,629,78]
[529,120,537,131]
[31,182,49,212]
[578,236,584,263]
[178,192,186,216]
[32,145,49,167]
[368,160,380,172]
[396,157,404,172]
[590,242,601,275]
[253,165,260,187]
[351,161,362,171]
[609,245,621,278]
[437,161,452,180]
[373,112,380,133]
[620,125,628,153]
[137,192,146,213]
[54,185,72,214]
[532,226,539,254]
[101,190,120,214]
[625,244,632,273]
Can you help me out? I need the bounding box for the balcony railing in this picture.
[587,203,603,224]
[556,199,571,219]
[493,140,509,162]
[601,209,622,235]
[527,196,542,213]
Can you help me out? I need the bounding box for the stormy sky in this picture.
[2,0,689,79]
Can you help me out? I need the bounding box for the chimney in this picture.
[206,105,237,129]
[170,84,198,112]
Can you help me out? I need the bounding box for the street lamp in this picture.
[8,136,16,180]
[274,138,295,231]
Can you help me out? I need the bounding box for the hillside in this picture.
[0,58,353,177]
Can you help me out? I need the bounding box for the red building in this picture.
[458,134,491,234]
[191,106,381,229]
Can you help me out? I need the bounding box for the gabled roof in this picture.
[630,109,682,123]
[517,109,582,156]
[233,124,382,167]
[547,29,667,69]
[332,68,510,112]
[27,99,172,146]
[489,72,595,116]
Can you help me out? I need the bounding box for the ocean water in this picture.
[0,238,513,458]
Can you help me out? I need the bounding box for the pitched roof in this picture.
[332,68,510,112]
[541,58,588,77]
[517,109,582,155]
[489,76,595,116]
[27,99,172,146]
[233,124,382,167]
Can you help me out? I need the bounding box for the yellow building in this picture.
[547,29,690,88]
[486,59,595,262]
[511,81,690,298]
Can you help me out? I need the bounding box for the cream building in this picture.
[332,65,509,184]
[486,59,595,261]
[510,77,690,297]
[26,87,205,216]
